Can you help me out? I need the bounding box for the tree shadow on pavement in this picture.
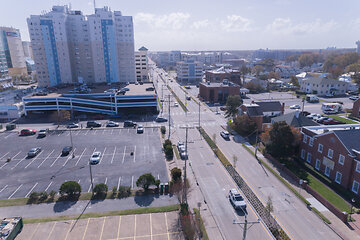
[134,192,155,207]
[53,199,77,212]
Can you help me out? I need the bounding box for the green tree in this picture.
[352,73,360,85]
[93,183,108,197]
[290,76,300,87]
[345,61,360,73]
[231,115,257,136]
[252,65,264,76]
[136,173,156,191]
[225,95,243,119]
[171,167,182,182]
[244,82,263,93]
[59,181,81,198]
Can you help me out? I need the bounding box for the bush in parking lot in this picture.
[39,191,48,202]
[112,186,117,198]
[49,190,57,200]
[161,126,166,135]
[171,167,182,182]
[136,173,156,191]
[163,139,172,149]
[93,183,108,198]
[118,186,131,198]
[155,180,161,189]
[163,139,174,159]
[28,192,39,203]
[59,181,81,199]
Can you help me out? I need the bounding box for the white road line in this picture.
[63,148,76,166]
[8,184,23,199]
[111,129,114,134]
[78,179,81,184]
[104,177,108,185]
[99,147,106,165]
[24,151,44,169]
[131,176,134,189]
[88,184,92,193]
[127,129,130,133]
[38,150,55,168]
[102,129,106,134]
[111,147,116,164]
[117,177,121,190]
[44,181,53,192]
[11,151,22,160]
[122,146,126,164]
[0,185,8,194]
[25,182,38,198]
[75,148,86,166]
[11,156,26,170]
[157,174,160,180]
[84,130,89,135]
[4,133,13,139]
[0,152,10,161]
[75,131,80,135]
[50,153,62,167]
[133,146,136,163]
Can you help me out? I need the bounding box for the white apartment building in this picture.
[135,46,148,82]
[27,5,135,87]
[176,60,203,84]
[300,76,348,96]
[0,27,27,76]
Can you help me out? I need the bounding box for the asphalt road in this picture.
[0,127,168,199]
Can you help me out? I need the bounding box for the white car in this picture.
[106,121,119,127]
[290,104,301,109]
[174,102,179,107]
[90,151,101,165]
[229,189,247,210]
[220,131,230,140]
[137,125,144,134]
[349,96,360,101]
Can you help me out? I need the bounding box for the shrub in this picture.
[164,145,174,159]
[136,173,156,191]
[171,167,182,182]
[155,179,161,189]
[49,190,57,199]
[163,139,172,148]
[118,186,131,198]
[112,186,117,197]
[93,183,108,197]
[59,181,81,198]
[161,126,166,134]
[28,192,39,203]
[39,191,48,201]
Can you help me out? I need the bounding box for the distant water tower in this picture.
[356,41,360,54]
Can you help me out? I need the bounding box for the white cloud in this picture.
[221,15,252,32]
[192,19,210,29]
[135,12,190,30]
[267,18,337,35]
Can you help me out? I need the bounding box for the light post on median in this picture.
[89,159,94,195]
[69,127,75,158]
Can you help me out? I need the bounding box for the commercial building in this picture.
[0,35,9,80]
[300,124,360,195]
[205,67,241,85]
[149,50,181,69]
[27,5,135,87]
[199,81,240,103]
[22,41,34,59]
[176,60,203,84]
[135,46,148,82]
[300,76,348,96]
[0,27,27,76]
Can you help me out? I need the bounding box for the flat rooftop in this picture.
[200,82,239,88]
[305,124,360,134]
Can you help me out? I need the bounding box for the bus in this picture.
[321,103,342,114]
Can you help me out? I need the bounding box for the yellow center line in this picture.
[64,220,74,240]
[29,223,40,240]
[117,216,122,240]
[46,222,56,240]
[82,218,91,240]
[164,213,170,240]
[99,216,106,240]
[134,215,137,240]
[149,213,153,240]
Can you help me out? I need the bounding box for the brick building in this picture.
[199,81,240,103]
[205,67,241,85]
[300,125,360,194]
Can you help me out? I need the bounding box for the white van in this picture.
[321,103,342,114]
[306,94,319,103]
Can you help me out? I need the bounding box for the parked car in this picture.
[323,118,342,125]
[155,117,168,122]
[38,130,47,138]
[290,104,301,109]
[146,87,155,91]
[87,121,101,128]
[185,86,191,89]
[27,147,41,157]
[137,125,144,134]
[177,141,187,159]
[20,129,36,136]
[124,120,136,127]
[229,189,247,210]
[67,123,79,128]
[62,146,73,156]
[90,152,101,165]
[174,102,179,107]
[220,131,230,140]
[186,96,191,100]
[106,121,119,127]
[349,96,360,101]
[316,117,329,124]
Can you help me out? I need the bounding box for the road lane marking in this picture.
[134,215,137,240]
[117,216,122,240]
[64,220,74,240]
[11,156,26,170]
[25,182,38,197]
[164,212,170,240]
[104,177,108,185]
[133,145,136,162]
[117,177,121,190]
[99,217,106,240]
[111,146,116,164]
[111,129,114,134]
[46,222,57,240]
[38,149,55,168]
[8,184,23,199]
[78,179,81,184]
[157,174,160,180]
[131,176,134,188]
[81,218,90,240]
[63,148,76,166]
[0,185,8,194]
[50,153,62,167]
[25,151,44,169]
[122,146,126,163]
[84,130,89,135]
[75,148,86,166]
[29,223,40,240]
[88,184,92,193]
[44,181,53,192]
[99,147,106,165]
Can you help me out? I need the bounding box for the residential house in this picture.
[271,111,319,128]
[300,76,348,96]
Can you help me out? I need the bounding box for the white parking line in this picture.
[111,129,114,135]
[0,185,8,194]
[0,152,10,161]
[11,156,26,170]
[25,151,44,169]
[88,184,92,193]
[84,130,89,135]
[75,148,86,166]
[99,147,106,165]
[78,179,81,184]
[133,146,136,163]
[102,130,106,134]
[8,184,23,199]
[4,133,13,139]
[104,177,107,185]
[50,153,62,167]
[75,131,81,136]
[37,150,55,168]
[157,174,160,180]
[117,177,121,190]
[25,182,38,198]
[122,146,126,164]
[111,147,116,164]
[44,181,53,192]
[131,176,134,189]
[63,148,76,166]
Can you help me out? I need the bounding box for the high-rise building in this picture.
[0,27,27,76]
[356,41,360,54]
[22,41,34,59]
[135,46,148,82]
[27,5,135,87]
[176,60,203,84]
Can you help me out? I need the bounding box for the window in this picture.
[301,149,305,159]
[303,135,307,143]
[309,138,314,147]
[327,149,333,159]
[325,166,330,177]
[315,159,321,170]
[306,153,312,163]
[352,181,359,194]
[338,155,345,165]
[356,162,360,173]
[335,172,342,184]
[318,144,323,153]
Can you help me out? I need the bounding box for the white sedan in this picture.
[290,104,301,109]
[90,152,101,165]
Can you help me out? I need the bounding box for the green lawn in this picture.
[325,115,358,124]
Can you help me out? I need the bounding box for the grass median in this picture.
[325,114,358,124]
[193,208,209,240]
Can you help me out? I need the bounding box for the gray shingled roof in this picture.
[254,101,282,112]
[333,129,360,153]
[271,112,319,128]
[246,106,263,116]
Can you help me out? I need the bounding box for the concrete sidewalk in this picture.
[0,194,178,219]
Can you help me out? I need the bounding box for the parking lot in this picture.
[0,127,168,199]
[16,211,183,240]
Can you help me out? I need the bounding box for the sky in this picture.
[2,0,360,51]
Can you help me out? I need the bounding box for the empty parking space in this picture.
[17,212,183,240]
[0,127,167,200]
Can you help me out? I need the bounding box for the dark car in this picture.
[323,118,342,125]
[124,120,137,127]
[146,87,155,91]
[155,117,168,122]
[62,146,73,156]
[87,121,101,128]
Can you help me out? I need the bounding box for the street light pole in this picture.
[180,125,194,203]
[233,214,260,240]
[69,127,75,158]
[89,160,94,195]
[168,94,171,139]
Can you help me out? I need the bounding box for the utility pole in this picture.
[301,97,305,113]
[233,214,260,240]
[198,100,201,127]
[254,130,259,158]
[69,127,75,158]
[89,159,94,195]
[168,94,171,139]
[180,125,194,203]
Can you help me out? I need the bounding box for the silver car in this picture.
[229,189,247,210]
[28,147,41,158]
